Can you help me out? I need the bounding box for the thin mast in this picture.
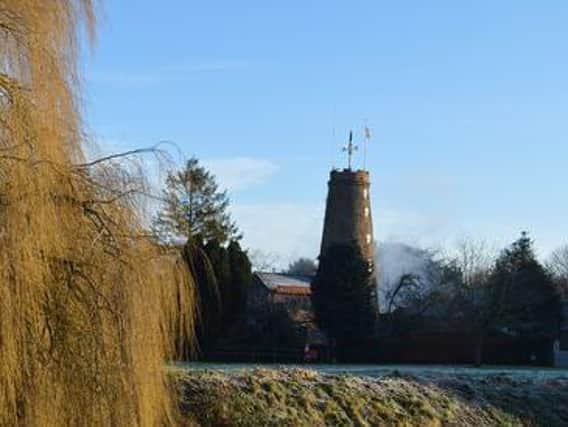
[363,122,371,171]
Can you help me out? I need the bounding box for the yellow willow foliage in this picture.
[0,1,196,426]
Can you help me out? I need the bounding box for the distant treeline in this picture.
[313,232,566,365]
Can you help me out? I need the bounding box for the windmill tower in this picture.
[320,130,375,267]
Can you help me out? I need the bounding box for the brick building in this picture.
[245,272,329,358]
[320,169,375,263]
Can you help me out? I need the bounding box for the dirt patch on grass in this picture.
[173,368,568,426]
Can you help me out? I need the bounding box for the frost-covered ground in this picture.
[180,362,568,381]
[173,365,568,426]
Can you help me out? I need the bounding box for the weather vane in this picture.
[343,130,358,170]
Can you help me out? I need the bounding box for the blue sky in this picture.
[83,1,568,266]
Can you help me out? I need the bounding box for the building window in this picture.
[364,207,369,217]
[363,189,368,200]
[366,233,371,244]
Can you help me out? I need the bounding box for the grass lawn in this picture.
[173,365,568,426]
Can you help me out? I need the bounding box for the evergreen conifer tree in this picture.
[311,243,378,349]
[183,238,252,354]
[487,232,560,337]
[227,241,252,325]
[153,157,240,244]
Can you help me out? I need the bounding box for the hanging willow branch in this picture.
[0,2,196,426]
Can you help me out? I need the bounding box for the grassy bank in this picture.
[173,367,568,426]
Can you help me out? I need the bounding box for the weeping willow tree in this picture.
[0,1,196,425]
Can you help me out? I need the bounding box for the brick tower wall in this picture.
[320,169,375,263]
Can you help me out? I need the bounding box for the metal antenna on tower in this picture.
[363,122,371,171]
[343,130,358,170]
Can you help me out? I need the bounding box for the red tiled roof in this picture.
[273,285,311,296]
[256,272,312,292]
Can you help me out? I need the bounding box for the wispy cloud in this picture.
[232,202,323,268]
[203,157,279,192]
[88,139,278,193]
[375,207,453,248]
[87,61,249,88]
[232,201,463,269]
